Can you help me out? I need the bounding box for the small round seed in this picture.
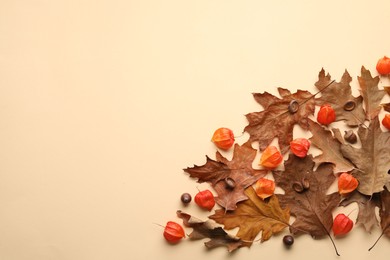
[180,193,192,204]
[283,235,294,246]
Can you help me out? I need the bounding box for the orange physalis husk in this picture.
[259,145,283,169]
[211,127,235,150]
[338,172,358,195]
[163,221,185,243]
[254,178,275,200]
[382,114,390,130]
[290,138,310,158]
[194,189,215,211]
[317,104,336,125]
[376,56,390,75]
[333,213,353,236]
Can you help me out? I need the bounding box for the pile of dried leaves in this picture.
[173,67,390,255]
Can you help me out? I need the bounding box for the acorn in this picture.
[344,130,357,144]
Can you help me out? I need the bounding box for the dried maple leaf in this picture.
[273,154,341,255]
[358,66,386,120]
[244,88,315,154]
[308,120,354,173]
[176,210,244,252]
[341,117,390,196]
[209,186,289,246]
[315,68,365,126]
[382,86,390,113]
[340,190,380,233]
[184,142,267,211]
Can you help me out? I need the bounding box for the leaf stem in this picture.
[368,231,384,251]
[368,223,389,251]
[326,228,340,256]
[302,80,336,104]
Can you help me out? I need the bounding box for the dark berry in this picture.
[181,193,192,204]
[283,235,294,246]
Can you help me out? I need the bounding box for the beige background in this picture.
[1,0,390,259]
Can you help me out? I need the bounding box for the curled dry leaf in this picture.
[176,210,244,252]
[209,186,289,246]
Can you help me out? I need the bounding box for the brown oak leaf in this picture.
[358,66,386,120]
[273,154,340,255]
[315,68,365,126]
[340,190,380,233]
[209,186,289,246]
[184,142,267,211]
[382,86,390,113]
[308,120,354,173]
[176,210,244,252]
[341,117,390,196]
[244,88,315,154]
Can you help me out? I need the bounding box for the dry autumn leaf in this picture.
[273,154,341,255]
[184,142,267,211]
[176,210,244,252]
[308,120,354,173]
[244,88,315,154]
[209,186,289,246]
[341,118,390,196]
[315,68,365,126]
